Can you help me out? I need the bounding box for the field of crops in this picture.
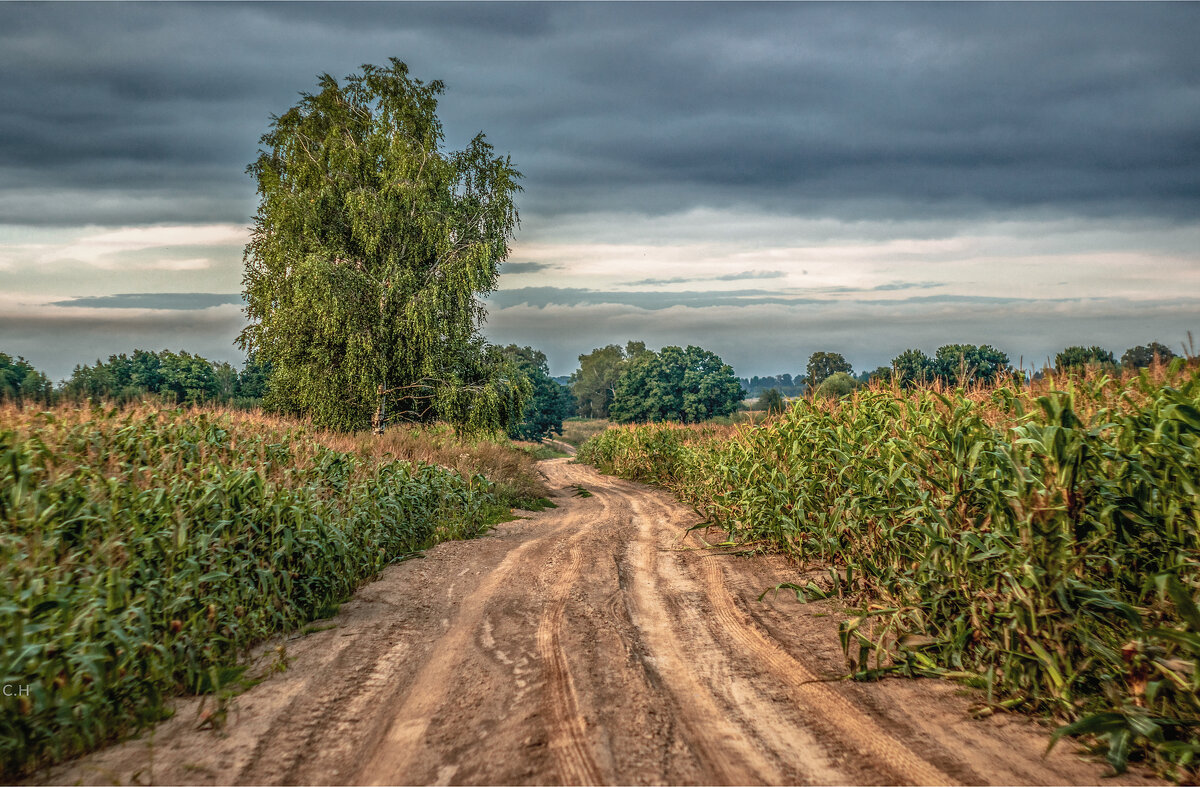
[0,404,540,776]
[579,362,1200,779]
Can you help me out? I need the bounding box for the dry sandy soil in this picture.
[36,459,1163,786]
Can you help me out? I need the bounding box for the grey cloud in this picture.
[48,292,244,310]
[626,270,787,286]
[714,271,786,282]
[2,3,1198,226]
[483,296,1200,379]
[502,261,556,274]
[872,281,942,292]
[1,306,246,381]
[856,294,1085,306]
[626,276,696,286]
[487,286,1097,312]
[485,287,821,310]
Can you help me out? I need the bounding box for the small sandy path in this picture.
[36,459,1160,786]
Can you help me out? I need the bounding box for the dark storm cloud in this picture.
[1,2,1197,226]
[49,293,244,310]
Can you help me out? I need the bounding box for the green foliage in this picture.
[932,344,1011,386]
[609,345,745,424]
[240,59,525,434]
[814,371,856,399]
[0,406,508,776]
[0,354,53,407]
[501,345,573,441]
[1123,342,1177,369]
[570,342,647,419]
[891,348,935,388]
[805,351,853,388]
[158,351,219,404]
[62,350,265,408]
[888,345,1011,389]
[758,387,786,414]
[1057,345,1117,370]
[861,366,893,385]
[580,365,1200,779]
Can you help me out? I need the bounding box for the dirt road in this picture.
[39,459,1158,786]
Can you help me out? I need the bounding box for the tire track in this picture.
[692,548,957,786]
[357,507,581,785]
[621,487,849,786]
[624,535,787,785]
[536,545,604,785]
[235,619,419,784]
[621,481,957,786]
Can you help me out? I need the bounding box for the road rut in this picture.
[37,459,1161,786]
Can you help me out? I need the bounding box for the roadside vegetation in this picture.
[0,402,548,776]
[579,360,1200,779]
[557,418,612,448]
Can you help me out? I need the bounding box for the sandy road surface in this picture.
[39,459,1159,786]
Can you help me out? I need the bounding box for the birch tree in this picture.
[240,59,528,433]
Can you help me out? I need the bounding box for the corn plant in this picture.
[1,404,510,776]
[579,361,1200,779]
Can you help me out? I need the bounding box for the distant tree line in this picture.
[63,350,272,407]
[3,338,1184,433]
[0,345,578,442]
[0,353,54,407]
[738,374,806,397]
[0,350,271,409]
[745,339,1186,405]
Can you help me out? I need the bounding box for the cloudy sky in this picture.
[2,2,1198,381]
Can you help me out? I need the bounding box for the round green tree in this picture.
[805,351,853,388]
[610,345,744,424]
[1121,342,1177,369]
[502,344,574,442]
[814,371,856,399]
[240,59,527,433]
[1055,345,1116,371]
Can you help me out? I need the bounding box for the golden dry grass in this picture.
[0,401,548,504]
[558,418,612,447]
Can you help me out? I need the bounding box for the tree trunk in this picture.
[372,379,386,435]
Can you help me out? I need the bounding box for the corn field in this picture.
[0,404,512,776]
[579,361,1200,779]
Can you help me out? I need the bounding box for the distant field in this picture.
[579,362,1200,778]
